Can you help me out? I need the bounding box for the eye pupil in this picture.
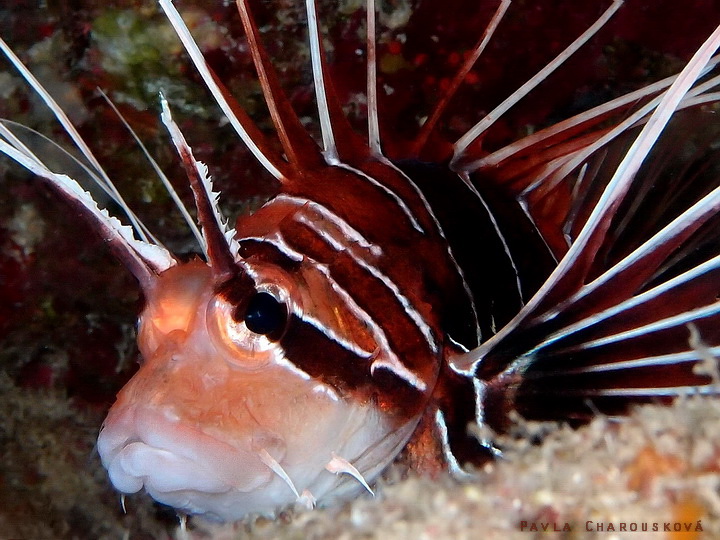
[244,292,286,336]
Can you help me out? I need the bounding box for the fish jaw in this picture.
[99,406,274,504]
[97,261,421,521]
[97,362,414,520]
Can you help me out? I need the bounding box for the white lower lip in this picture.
[108,441,232,494]
[98,406,274,496]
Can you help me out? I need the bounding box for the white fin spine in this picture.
[472,55,720,171]
[305,0,338,163]
[158,0,287,181]
[451,0,624,167]
[543,182,720,325]
[541,346,720,377]
[0,36,156,244]
[453,20,720,374]
[366,0,381,155]
[548,23,720,294]
[0,119,126,204]
[97,88,205,250]
[413,0,511,156]
[520,74,720,202]
[0,137,175,287]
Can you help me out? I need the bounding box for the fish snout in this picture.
[97,406,281,517]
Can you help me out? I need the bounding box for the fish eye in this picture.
[243,292,287,337]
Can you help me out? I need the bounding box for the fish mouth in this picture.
[97,406,275,499]
[96,393,420,520]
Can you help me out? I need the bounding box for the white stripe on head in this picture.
[334,163,424,234]
[295,213,439,354]
[273,194,382,255]
[239,237,426,391]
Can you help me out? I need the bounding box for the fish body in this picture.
[1,0,720,524]
[97,131,519,518]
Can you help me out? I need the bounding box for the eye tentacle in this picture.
[160,96,242,283]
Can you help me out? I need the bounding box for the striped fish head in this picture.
[85,0,484,519]
[96,179,441,521]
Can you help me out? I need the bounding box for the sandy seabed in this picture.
[187,397,720,540]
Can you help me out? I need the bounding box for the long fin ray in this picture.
[539,183,720,327]
[526,256,720,359]
[235,0,324,170]
[451,0,624,169]
[158,0,291,182]
[514,315,720,421]
[508,87,720,258]
[0,137,175,289]
[470,56,720,174]
[519,82,720,201]
[449,23,720,427]
[454,22,720,373]
[97,89,205,250]
[412,0,511,158]
[469,64,720,262]
[305,0,337,162]
[0,36,159,244]
[305,0,369,165]
[366,0,381,156]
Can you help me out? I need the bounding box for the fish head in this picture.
[97,251,432,521]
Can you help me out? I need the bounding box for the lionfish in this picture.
[1,0,720,524]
